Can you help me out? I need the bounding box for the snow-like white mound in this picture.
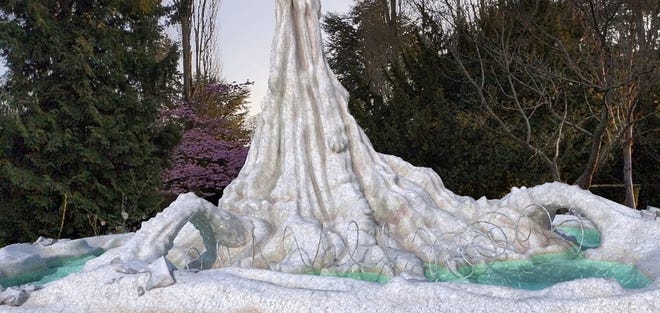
[2,264,658,313]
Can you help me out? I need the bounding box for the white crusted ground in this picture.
[2,205,659,312]
[2,264,658,313]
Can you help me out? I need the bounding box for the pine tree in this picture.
[0,0,180,244]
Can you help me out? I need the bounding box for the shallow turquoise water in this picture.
[0,254,99,288]
[1,226,652,291]
[421,212,646,290]
[554,225,601,250]
[316,225,651,290]
[310,269,391,283]
[425,251,652,290]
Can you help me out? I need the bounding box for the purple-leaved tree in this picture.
[161,82,250,200]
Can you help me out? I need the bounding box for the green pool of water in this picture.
[425,251,652,290]
[2,227,651,292]
[309,269,391,283]
[0,254,99,288]
[303,227,649,291]
[554,225,601,250]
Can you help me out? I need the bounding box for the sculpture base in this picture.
[4,265,659,313]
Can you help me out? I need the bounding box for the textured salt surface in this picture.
[2,266,658,313]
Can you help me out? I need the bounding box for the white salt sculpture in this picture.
[84,0,659,284]
[2,0,659,311]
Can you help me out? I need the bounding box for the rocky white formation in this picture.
[87,0,573,281]
[1,0,659,311]
[88,0,658,283]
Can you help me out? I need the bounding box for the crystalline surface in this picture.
[1,0,659,311]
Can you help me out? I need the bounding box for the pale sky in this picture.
[217,0,354,116]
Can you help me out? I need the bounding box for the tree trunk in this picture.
[623,124,636,208]
[573,98,609,189]
[192,0,220,80]
[181,0,193,101]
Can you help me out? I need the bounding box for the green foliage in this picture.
[324,0,658,206]
[448,0,659,205]
[323,12,384,131]
[0,0,180,245]
[451,0,594,181]
[190,78,254,142]
[323,4,548,199]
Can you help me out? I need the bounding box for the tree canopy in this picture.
[323,0,659,205]
[161,81,251,204]
[0,0,180,244]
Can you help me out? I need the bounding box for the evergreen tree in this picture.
[0,0,180,245]
[323,11,383,133]
[323,4,546,199]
